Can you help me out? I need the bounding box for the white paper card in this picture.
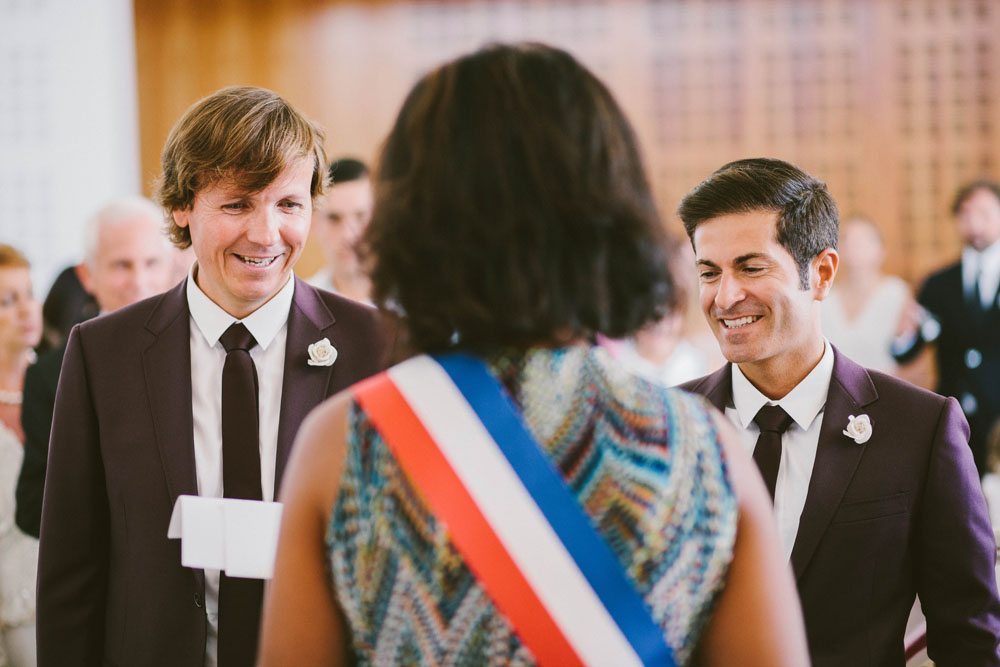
[168,495,283,579]
[168,495,226,570]
[223,499,284,579]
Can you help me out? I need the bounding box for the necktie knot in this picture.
[753,404,794,434]
[220,323,257,353]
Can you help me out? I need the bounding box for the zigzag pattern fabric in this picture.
[328,345,738,666]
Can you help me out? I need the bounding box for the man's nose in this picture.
[714,273,746,311]
[246,208,281,246]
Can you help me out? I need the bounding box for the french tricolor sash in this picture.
[353,353,675,667]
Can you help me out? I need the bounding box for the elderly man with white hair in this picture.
[15,196,173,538]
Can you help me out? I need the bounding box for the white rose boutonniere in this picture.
[307,338,338,367]
[842,414,872,444]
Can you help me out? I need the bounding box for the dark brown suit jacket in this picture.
[36,279,393,667]
[681,348,1000,666]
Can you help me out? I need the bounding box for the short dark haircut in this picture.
[364,42,673,354]
[677,158,838,289]
[328,157,369,185]
[951,179,1000,216]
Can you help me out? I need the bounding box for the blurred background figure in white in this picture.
[822,216,916,374]
[0,244,43,667]
[167,245,196,289]
[307,157,373,305]
[608,235,711,386]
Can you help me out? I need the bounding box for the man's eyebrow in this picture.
[696,258,720,268]
[733,252,771,264]
[211,185,248,198]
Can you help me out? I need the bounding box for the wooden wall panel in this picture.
[134,0,1000,282]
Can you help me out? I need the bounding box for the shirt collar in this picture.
[731,340,835,431]
[186,263,295,351]
[964,239,1000,278]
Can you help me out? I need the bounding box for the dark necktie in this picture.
[217,322,263,667]
[752,405,794,501]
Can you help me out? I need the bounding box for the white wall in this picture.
[0,0,140,293]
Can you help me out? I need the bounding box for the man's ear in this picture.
[812,248,839,300]
[172,209,189,229]
[77,261,95,296]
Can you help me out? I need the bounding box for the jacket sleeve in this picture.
[36,327,109,665]
[15,356,57,538]
[919,396,1000,665]
[891,277,941,364]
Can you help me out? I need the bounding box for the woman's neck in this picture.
[0,346,30,391]
[838,267,881,290]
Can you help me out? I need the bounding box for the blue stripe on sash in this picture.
[435,352,675,667]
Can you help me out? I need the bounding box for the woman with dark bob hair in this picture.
[261,43,806,666]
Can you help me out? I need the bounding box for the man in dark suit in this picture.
[36,87,393,667]
[894,180,1000,476]
[678,158,1000,666]
[16,196,172,538]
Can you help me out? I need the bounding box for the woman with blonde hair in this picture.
[0,245,42,666]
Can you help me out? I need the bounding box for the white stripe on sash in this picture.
[388,356,642,667]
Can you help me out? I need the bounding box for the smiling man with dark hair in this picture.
[680,158,1000,666]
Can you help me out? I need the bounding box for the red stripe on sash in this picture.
[354,375,584,667]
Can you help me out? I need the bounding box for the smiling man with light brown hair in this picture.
[37,86,393,667]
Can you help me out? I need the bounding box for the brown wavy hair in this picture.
[156,86,327,248]
[364,43,673,354]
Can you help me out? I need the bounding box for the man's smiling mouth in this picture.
[722,315,762,329]
[235,254,279,267]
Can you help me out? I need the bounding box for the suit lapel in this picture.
[274,279,337,496]
[690,364,732,413]
[790,349,878,580]
[141,282,198,505]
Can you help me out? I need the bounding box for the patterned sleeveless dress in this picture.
[327,345,738,665]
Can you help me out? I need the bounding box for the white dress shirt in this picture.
[186,268,294,667]
[962,239,1000,309]
[725,341,835,562]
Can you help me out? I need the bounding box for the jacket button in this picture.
[194,592,203,608]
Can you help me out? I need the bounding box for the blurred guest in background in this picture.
[15,196,172,539]
[39,264,97,351]
[896,180,1000,476]
[167,244,197,288]
[0,244,43,667]
[307,157,373,304]
[607,235,710,386]
[821,216,915,374]
[260,43,808,667]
